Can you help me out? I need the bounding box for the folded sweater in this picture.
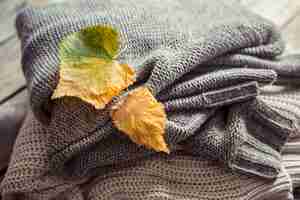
[0,115,295,200]
[1,0,300,199]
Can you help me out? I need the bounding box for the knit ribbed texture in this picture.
[0,118,294,200]
[260,85,300,199]
[1,0,300,199]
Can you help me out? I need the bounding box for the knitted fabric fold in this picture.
[0,121,294,200]
[182,98,295,178]
[261,86,300,190]
[2,0,300,198]
[11,0,300,175]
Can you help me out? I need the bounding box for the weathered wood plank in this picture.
[0,0,57,103]
[281,14,300,54]
[241,0,300,28]
[27,0,59,7]
[1,88,27,106]
[0,0,26,43]
[0,37,26,103]
[0,0,27,102]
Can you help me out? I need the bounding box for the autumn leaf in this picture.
[110,87,170,153]
[51,25,135,109]
[51,25,169,154]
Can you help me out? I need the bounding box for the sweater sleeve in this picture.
[183,99,296,178]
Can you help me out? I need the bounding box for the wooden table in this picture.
[0,0,60,106]
[0,0,300,106]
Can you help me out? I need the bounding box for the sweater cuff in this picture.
[230,133,282,178]
[229,99,296,178]
[182,98,296,179]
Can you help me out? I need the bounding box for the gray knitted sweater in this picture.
[1,0,300,199]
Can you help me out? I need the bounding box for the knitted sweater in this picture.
[1,0,300,199]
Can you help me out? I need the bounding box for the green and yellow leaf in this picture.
[51,25,135,109]
[51,25,169,153]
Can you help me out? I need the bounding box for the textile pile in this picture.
[1,0,300,199]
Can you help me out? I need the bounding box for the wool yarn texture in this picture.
[1,0,300,199]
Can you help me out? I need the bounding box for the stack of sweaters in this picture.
[1,0,300,199]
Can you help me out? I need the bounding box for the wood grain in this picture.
[0,36,26,102]
[282,14,300,54]
[0,0,58,103]
[0,0,26,43]
[0,0,27,102]
[242,0,300,28]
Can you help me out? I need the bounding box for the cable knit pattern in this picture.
[1,0,300,199]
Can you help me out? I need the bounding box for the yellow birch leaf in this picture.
[110,87,170,153]
[51,25,135,109]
